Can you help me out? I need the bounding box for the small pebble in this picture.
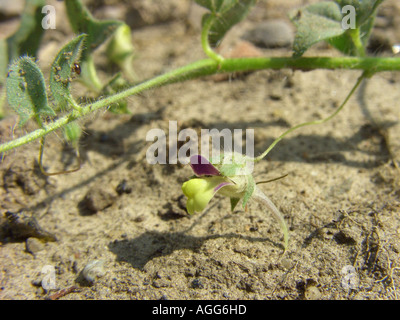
[280,258,293,270]
[80,187,116,214]
[0,0,24,17]
[304,285,321,300]
[3,210,57,242]
[243,20,294,48]
[25,237,45,255]
[82,260,105,283]
[116,179,132,195]
[191,278,204,289]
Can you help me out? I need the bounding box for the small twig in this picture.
[271,261,299,296]
[256,173,289,185]
[46,285,79,300]
[39,137,82,176]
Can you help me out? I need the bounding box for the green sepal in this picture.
[242,175,255,209]
[219,163,243,177]
[230,197,240,211]
[213,152,249,177]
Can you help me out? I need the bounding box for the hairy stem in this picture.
[349,27,366,57]
[1,56,399,154]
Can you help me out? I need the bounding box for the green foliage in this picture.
[101,73,130,114]
[65,0,124,91]
[6,0,46,63]
[106,24,136,81]
[327,17,374,56]
[0,0,46,119]
[65,0,123,60]
[195,0,256,47]
[2,0,135,143]
[289,0,383,57]
[0,0,397,250]
[6,57,55,127]
[50,35,86,111]
[335,0,384,26]
[63,122,82,149]
[0,0,46,88]
[1,0,398,162]
[289,2,344,57]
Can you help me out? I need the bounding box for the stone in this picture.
[243,20,294,48]
[25,237,45,255]
[0,0,24,17]
[304,285,321,300]
[79,187,116,214]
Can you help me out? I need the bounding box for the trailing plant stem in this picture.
[201,15,224,63]
[253,71,367,162]
[39,137,81,176]
[1,56,400,154]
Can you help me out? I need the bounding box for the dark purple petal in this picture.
[214,182,233,192]
[190,155,220,176]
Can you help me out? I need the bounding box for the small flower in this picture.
[182,176,232,215]
[182,155,235,215]
[182,154,289,250]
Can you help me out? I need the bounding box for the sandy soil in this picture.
[0,0,399,300]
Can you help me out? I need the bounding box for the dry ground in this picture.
[0,0,399,300]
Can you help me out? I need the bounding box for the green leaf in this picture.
[242,175,255,209]
[289,1,345,58]
[6,57,55,127]
[329,0,383,55]
[50,35,86,111]
[6,0,46,61]
[290,0,385,57]
[65,0,123,60]
[196,0,257,47]
[327,15,375,56]
[335,0,384,26]
[195,0,226,12]
[65,0,123,91]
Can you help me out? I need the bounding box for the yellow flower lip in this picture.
[182,177,232,214]
[182,154,289,250]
